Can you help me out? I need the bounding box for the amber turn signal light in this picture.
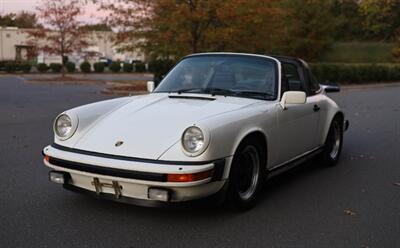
[167,170,213,182]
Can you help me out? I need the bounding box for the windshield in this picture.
[154,55,278,100]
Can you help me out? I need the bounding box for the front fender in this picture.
[54,96,133,148]
[158,103,276,179]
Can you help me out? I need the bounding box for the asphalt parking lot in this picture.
[0,76,399,248]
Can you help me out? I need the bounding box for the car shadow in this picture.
[66,156,339,220]
[259,159,327,198]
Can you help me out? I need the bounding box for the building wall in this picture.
[0,27,144,63]
[0,28,29,61]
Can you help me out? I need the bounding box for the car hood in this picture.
[72,93,261,159]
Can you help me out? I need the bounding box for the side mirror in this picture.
[147,81,155,93]
[320,82,340,93]
[280,91,306,110]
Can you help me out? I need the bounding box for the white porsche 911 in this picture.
[42,53,349,210]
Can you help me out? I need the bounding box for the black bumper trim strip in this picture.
[48,157,167,182]
[51,143,215,166]
[47,156,226,182]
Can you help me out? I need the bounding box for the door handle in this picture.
[313,104,320,112]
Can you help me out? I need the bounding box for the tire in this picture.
[227,137,266,211]
[320,116,344,166]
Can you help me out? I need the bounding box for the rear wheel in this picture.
[227,137,266,211]
[320,116,343,166]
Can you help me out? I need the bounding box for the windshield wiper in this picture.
[207,88,273,99]
[174,87,235,96]
[235,90,274,99]
[173,88,273,99]
[174,88,205,94]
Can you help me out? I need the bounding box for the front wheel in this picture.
[320,116,343,166]
[227,138,266,211]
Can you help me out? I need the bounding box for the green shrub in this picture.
[148,59,175,83]
[0,61,6,70]
[109,61,121,73]
[311,63,400,84]
[123,62,133,73]
[20,63,32,73]
[134,62,146,72]
[388,65,400,79]
[1,61,26,72]
[80,61,91,73]
[4,63,13,73]
[148,59,174,73]
[148,60,160,73]
[93,62,105,73]
[320,42,394,63]
[50,63,62,73]
[343,65,360,83]
[37,63,48,73]
[66,62,76,73]
[5,63,18,73]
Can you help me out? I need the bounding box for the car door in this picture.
[275,61,321,165]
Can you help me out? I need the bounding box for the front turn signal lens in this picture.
[167,170,213,182]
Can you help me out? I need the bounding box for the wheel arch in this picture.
[224,129,268,179]
[321,110,344,144]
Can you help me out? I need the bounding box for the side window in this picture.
[282,62,304,92]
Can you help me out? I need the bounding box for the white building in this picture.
[0,27,144,64]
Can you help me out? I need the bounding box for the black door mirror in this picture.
[320,81,340,93]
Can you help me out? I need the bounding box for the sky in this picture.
[0,0,106,23]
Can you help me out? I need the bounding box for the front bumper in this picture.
[42,144,228,204]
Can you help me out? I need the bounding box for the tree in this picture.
[210,0,285,53]
[102,0,221,58]
[0,13,16,27]
[14,11,41,28]
[0,11,41,28]
[278,0,337,61]
[81,23,112,31]
[331,0,364,41]
[392,28,400,61]
[359,0,400,40]
[26,0,91,75]
[101,0,284,59]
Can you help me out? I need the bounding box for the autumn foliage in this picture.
[26,0,91,73]
[20,0,400,64]
[102,0,287,59]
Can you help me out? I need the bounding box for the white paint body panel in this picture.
[71,93,262,160]
[53,91,338,167]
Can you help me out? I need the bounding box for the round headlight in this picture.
[182,126,205,155]
[54,113,77,140]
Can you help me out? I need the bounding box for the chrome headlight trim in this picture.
[181,125,210,157]
[53,112,79,141]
